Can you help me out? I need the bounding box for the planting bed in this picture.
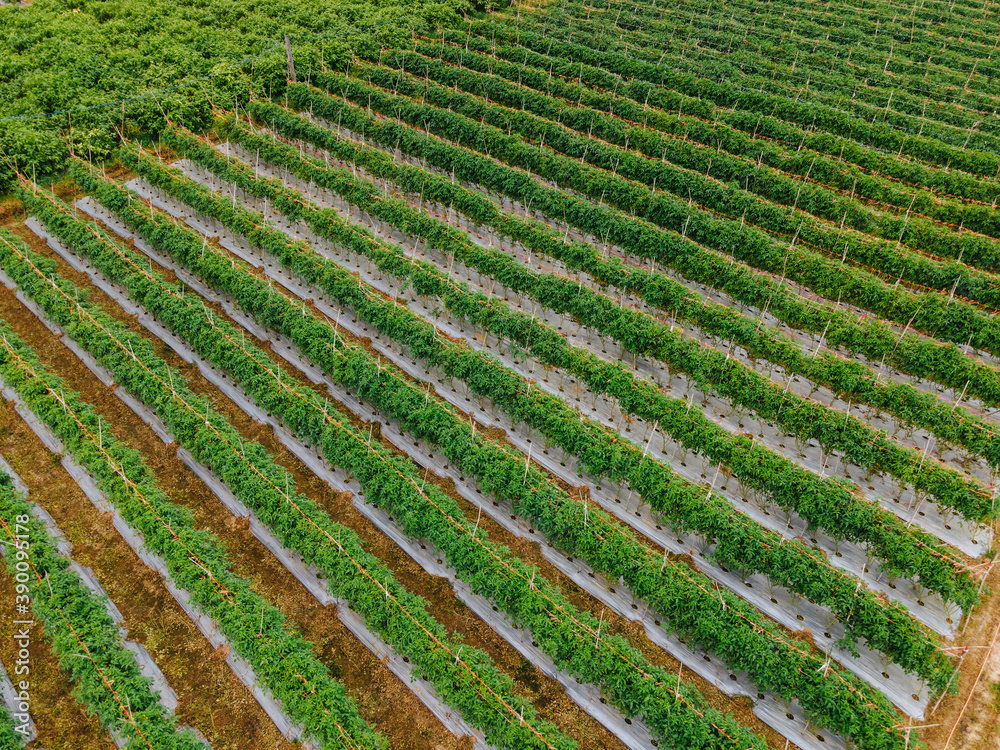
[117,165,937,716]
[6,2,1000,750]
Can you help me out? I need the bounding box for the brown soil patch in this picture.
[0,277,466,750]
[920,544,1000,750]
[0,398,290,750]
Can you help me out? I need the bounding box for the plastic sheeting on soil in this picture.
[0,420,193,726]
[67,192,709,750]
[120,169,919,733]
[174,447,496,749]
[0,377,299,750]
[73,181,905,748]
[0,457,185,736]
[131,163,941,703]
[18,214,494,748]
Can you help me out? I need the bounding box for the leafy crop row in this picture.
[436,27,1000,217]
[0,223,570,750]
[213,107,978,614]
[524,1,1000,144]
[412,30,1000,259]
[160,111,971,685]
[146,123,957,686]
[0,469,204,750]
[68,159,914,750]
[582,0,1000,78]
[284,75,1000,453]
[618,0,1000,65]
[279,83,997,523]
[473,20,1000,176]
[382,41,1000,292]
[73,157,916,748]
[32,170,771,750]
[319,64,1000,361]
[0,280,386,750]
[253,95,1000,497]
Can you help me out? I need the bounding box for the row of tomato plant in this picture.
[150,122,958,685]
[282,82,998,520]
[50,163,772,750]
[484,16,1000,167]
[577,0,1000,97]
[259,88,1000,485]
[322,64,1000,362]
[589,0,1000,71]
[494,17,1000,246]
[213,106,979,662]
[68,157,916,750]
[218,105,979,611]
[531,0,1000,140]
[356,52,1000,314]
[126,130,968,733]
[0,467,206,750]
[404,30,1000,283]
[439,26,1000,209]
[395,37,1000,275]
[287,69,1000,414]
[444,20,1000,227]
[0,272,387,750]
[0,220,571,750]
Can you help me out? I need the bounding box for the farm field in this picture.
[1,0,1000,750]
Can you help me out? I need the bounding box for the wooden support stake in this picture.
[285,35,297,83]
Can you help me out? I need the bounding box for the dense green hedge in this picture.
[0,0,462,193]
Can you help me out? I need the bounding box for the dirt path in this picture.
[0,263,471,750]
[921,550,1000,750]
[0,396,291,750]
[0,549,117,750]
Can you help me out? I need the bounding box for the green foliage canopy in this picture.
[0,0,465,190]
